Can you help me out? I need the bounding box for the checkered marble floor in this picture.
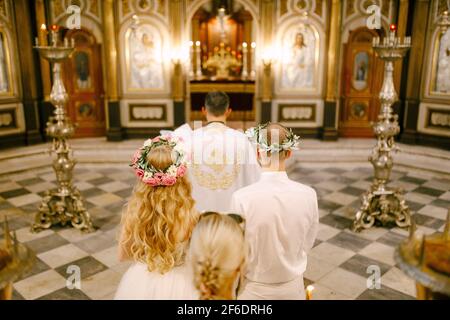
[1,163,449,300]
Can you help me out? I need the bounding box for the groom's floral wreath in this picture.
[245,122,301,153]
[131,135,187,187]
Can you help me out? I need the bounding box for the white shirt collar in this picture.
[260,171,289,181]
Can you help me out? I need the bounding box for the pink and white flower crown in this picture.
[130,135,187,187]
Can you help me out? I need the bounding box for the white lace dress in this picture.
[114,261,198,300]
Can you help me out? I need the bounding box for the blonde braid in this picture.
[189,214,246,300]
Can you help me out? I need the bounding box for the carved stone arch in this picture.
[186,0,258,23]
[54,13,103,44]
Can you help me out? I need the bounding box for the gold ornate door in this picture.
[64,29,105,137]
[339,27,383,137]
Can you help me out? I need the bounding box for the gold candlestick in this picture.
[32,25,95,233]
[352,24,411,232]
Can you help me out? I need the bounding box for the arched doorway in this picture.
[63,29,105,137]
[187,0,258,130]
[339,27,384,137]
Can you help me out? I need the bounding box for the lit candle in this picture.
[242,42,248,79]
[250,42,256,79]
[389,24,397,32]
[306,285,314,300]
[188,41,194,78]
[50,24,59,46]
[195,41,202,78]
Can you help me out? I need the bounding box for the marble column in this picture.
[170,0,186,127]
[102,0,123,141]
[14,0,42,145]
[323,0,341,141]
[260,0,274,123]
[401,0,430,145]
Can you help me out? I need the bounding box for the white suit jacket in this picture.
[231,171,319,284]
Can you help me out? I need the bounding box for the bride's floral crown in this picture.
[130,135,187,187]
[245,122,301,153]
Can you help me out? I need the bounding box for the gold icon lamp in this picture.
[352,24,412,232]
[0,218,35,300]
[395,210,450,299]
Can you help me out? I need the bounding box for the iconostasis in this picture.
[0,0,448,150]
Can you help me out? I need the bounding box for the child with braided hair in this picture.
[188,212,246,300]
[114,135,199,299]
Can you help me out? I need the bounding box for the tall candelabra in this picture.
[31,25,95,233]
[352,25,412,232]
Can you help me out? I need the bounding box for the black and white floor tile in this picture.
[1,164,449,300]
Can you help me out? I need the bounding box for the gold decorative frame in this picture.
[275,21,322,95]
[129,103,168,122]
[273,99,324,128]
[278,104,316,122]
[120,99,174,128]
[74,100,97,121]
[350,49,371,93]
[0,29,15,98]
[427,29,450,97]
[122,22,167,94]
[0,103,25,136]
[418,102,450,138]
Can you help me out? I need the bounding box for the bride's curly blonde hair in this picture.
[120,145,198,274]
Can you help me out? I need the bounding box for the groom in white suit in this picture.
[231,123,319,300]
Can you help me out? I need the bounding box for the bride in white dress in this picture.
[114,135,199,299]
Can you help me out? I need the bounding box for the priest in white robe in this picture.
[231,123,319,300]
[188,91,261,213]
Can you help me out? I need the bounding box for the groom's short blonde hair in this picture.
[265,123,290,159]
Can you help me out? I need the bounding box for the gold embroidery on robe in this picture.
[191,125,242,190]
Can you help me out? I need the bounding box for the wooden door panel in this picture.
[64,29,105,138]
[339,28,382,137]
